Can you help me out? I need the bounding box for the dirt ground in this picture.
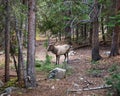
[1,40,120,96]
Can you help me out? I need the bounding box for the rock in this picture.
[0,80,4,87]
[51,86,55,90]
[1,86,18,96]
[48,68,66,79]
[0,51,4,55]
[104,51,110,56]
[68,50,76,56]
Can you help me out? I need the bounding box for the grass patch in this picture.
[35,59,64,72]
[35,58,73,76]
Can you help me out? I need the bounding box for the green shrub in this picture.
[106,65,120,95]
[35,55,57,72]
[88,68,102,77]
[88,61,102,77]
[44,54,52,65]
[35,56,73,76]
[35,60,43,67]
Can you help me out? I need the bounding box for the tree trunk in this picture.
[110,26,119,56]
[81,25,84,37]
[4,0,10,82]
[89,23,93,45]
[10,37,18,79]
[101,17,106,44]
[84,24,87,39]
[91,0,102,61]
[92,18,101,61]
[65,25,71,42]
[15,18,27,86]
[76,24,79,43]
[110,0,120,57]
[64,0,71,42]
[26,0,37,87]
[58,32,61,41]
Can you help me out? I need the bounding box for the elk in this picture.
[47,44,71,64]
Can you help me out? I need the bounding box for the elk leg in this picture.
[64,54,67,62]
[67,53,69,63]
[58,56,60,64]
[56,55,60,65]
[65,53,69,63]
[56,55,58,64]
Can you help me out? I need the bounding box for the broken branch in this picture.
[67,85,112,93]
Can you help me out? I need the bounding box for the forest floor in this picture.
[0,38,120,96]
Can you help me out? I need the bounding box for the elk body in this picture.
[47,44,71,64]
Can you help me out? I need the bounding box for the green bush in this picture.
[35,55,73,75]
[106,65,120,95]
[88,68,102,77]
[35,55,59,72]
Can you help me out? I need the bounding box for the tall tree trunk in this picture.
[101,17,106,44]
[84,24,87,39]
[110,26,119,56]
[76,24,79,43]
[91,0,101,61]
[64,0,71,42]
[110,0,120,57]
[4,0,10,82]
[26,0,36,87]
[92,18,101,61]
[58,32,61,41]
[65,24,71,42]
[15,18,27,86]
[81,25,84,37]
[89,23,93,45]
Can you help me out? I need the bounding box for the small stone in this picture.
[51,86,55,90]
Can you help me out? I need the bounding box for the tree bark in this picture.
[110,0,120,57]
[92,18,101,61]
[101,17,106,44]
[65,24,71,42]
[4,0,10,82]
[15,18,27,86]
[89,23,93,45]
[91,0,101,61]
[76,24,79,43]
[64,0,72,42]
[84,24,87,39]
[110,26,119,56]
[26,0,37,87]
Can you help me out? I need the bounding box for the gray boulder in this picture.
[48,68,66,79]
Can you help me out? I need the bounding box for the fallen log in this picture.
[67,84,112,93]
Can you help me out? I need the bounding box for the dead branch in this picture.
[67,85,112,93]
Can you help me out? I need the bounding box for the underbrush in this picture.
[0,78,17,92]
[89,61,120,96]
[105,64,120,96]
[35,55,73,75]
[88,61,102,77]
